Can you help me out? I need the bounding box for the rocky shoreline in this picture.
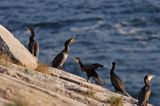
[0,25,153,106]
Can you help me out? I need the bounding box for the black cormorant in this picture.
[73,57,104,85]
[110,62,128,95]
[51,36,76,70]
[138,74,154,106]
[27,27,39,57]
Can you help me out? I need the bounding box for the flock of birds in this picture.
[26,27,154,106]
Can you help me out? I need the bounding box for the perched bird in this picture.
[27,27,39,57]
[73,57,104,85]
[138,74,155,106]
[110,62,129,96]
[51,36,76,70]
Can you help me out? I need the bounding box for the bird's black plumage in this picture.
[138,74,154,106]
[51,36,75,70]
[27,27,39,57]
[110,62,126,95]
[73,57,104,85]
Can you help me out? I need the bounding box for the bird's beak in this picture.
[148,74,155,81]
[72,35,75,39]
[151,75,155,78]
[72,58,78,63]
[71,35,76,44]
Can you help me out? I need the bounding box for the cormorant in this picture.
[27,27,39,57]
[110,62,128,95]
[73,57,104,85]
[51,36,76,70]
[138,74,154,106]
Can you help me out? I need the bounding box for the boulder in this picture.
[0,25,37,69]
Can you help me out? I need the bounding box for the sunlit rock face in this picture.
[0,25,37,69]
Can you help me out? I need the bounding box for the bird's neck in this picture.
[30,37,34,41]
[30,29,35,38]
[145,80,150,87]
[78,60,84,68]
[64,43,69,53]
[110,65,115,73]
[30,31,35,40]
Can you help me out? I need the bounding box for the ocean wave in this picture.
[31,16,104,28]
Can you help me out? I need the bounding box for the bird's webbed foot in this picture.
[59,66,63,70]
[56,66,63,70]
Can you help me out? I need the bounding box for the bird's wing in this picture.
[28,42,34,54]
[51,51,67,67]
[84,63,103,70]
[94,76,104,86]
[92,63,104,69]
[141,87,151,106]
[34,41,39,57]
[138,86,147,105]
[83,64,94,70]
[111,73,125,92]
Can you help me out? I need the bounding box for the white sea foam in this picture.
[114,22,142,35]
[70,20,106,32]
[146,0,160,8]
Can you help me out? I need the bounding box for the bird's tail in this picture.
[94,76,104,86]
[123,91,135,100]
[117,90,132,97]
[123,91,137,104]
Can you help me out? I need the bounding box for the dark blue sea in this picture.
[0,0,160,105]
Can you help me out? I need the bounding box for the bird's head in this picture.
[26,26,33,32]
[145,74,155,82]
[26,26,35,37]
[65,35,76,45]
[73,57,80,63]
[110,62,116,72]
[112,62,116,67]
